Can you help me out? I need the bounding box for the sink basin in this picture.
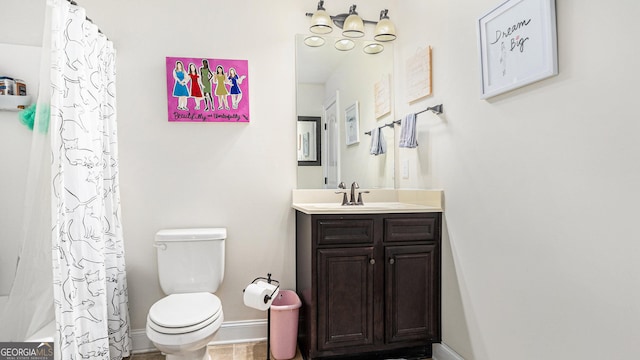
[291,189,443,214]
[303,203,391,211]
[292,202,439,214]
[304,202,409,209]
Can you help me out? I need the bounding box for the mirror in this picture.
[295,34,395,189]
[297,116,321,166]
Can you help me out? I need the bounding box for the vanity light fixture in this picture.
[342,5,364,38]
[309,1,333,34]
[304,1,397,54]
[374,9,396,42]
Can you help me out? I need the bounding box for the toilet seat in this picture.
[148,292,222,334]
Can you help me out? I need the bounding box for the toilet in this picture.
[146,228,226,360]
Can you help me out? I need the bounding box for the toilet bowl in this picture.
[146,228,226,360]
[146,293,223,360]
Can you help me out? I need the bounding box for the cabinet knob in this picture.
[389,258,395,265]
[369,258,375,265]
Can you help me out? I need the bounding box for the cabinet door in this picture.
[317,247,375,351]
[385,245,439,343]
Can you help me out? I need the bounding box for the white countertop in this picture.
[292,189,443,214]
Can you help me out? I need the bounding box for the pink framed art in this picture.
[166,56,249,122]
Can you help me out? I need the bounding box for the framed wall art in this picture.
[166,56,250,122]
[374,74,391,119]
[297,116,321,166]
[477,0,558,99]
[405,46,432,103]
[345,101,360,146]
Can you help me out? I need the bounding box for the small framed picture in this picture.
[477,0,558,99]
[345,101,360,146]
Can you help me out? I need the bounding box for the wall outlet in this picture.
[401,159,409,179]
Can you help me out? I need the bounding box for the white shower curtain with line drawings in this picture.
[49,0,131,359]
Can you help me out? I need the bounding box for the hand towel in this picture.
[369,127,387,155]
[399,113,418,148]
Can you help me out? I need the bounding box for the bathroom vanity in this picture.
[293,190,443,359]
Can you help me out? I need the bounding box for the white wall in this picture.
[395,1,640,359]
[0,1,45,47]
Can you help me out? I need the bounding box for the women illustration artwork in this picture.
[214,65,230,111]
[172,61,189,111]
[200,59,214,111]
[188,63,204,110]
[166,56,249,122]
[228,68,246,110]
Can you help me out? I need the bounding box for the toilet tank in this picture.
[155,228,226,294]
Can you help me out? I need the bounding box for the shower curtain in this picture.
[49,0,131,359]
[0,20,55,341]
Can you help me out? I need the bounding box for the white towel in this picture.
[369,127,386,155]
[399,113,418,148]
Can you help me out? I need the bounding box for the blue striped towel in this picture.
[370,127,386,155]
[399,113,418,148]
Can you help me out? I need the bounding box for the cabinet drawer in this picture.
[384,216,437,242]
[317,219,374,246]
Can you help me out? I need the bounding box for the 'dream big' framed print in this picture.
[166,56,250,122]
[477,0,557,99]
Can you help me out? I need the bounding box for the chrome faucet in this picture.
[350,182,359,204]
[335,181,369,205]
[356,190,369,205]
[335,182,349,205]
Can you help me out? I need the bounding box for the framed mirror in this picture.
[297,116,321,166]
[295,34,395,189]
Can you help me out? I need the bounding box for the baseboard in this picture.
[210,319,268,345]
[131,319,268,354]
[433,343,465,360]
[131,328,156,354]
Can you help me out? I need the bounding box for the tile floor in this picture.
[126,341,431,360]
[127,341,303,360]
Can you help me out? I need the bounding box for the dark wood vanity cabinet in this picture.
[296,212,441,359]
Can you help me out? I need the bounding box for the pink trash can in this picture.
[269,290,302,359]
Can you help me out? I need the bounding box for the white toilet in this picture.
[146,228,226,360]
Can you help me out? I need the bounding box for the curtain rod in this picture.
[364,104,444,136]
[67,0,108,38]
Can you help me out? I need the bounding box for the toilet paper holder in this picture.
[244,273,280,360]
[244,273,280,304]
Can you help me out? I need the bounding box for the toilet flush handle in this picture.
[153,243,167,251]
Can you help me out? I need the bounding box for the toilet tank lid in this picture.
[155,228,227,242]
